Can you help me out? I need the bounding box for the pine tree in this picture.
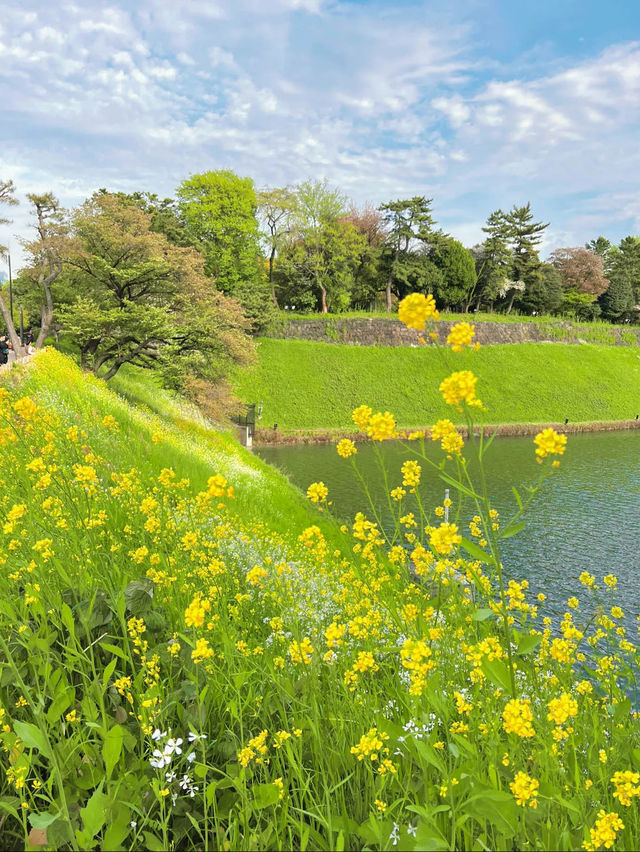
[504,203,548,313]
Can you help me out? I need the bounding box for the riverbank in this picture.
[254,417,640,444]
[234,338,640,431]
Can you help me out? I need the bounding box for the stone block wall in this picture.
[267,317,640,348]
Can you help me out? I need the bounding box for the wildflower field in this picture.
[1,317,639,850]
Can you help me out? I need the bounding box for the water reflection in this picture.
[258,431,640,614]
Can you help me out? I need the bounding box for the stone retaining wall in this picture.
[268,317,640,348]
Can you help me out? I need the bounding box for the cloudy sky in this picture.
[2,0,640,267]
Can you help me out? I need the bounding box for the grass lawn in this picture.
[234,338,640,431]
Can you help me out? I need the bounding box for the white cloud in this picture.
[2,0,640,270]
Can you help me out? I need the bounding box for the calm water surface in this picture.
[258,431,640,614]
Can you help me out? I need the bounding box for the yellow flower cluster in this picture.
[502,698,535,738]
[398,292,439,330]
[611,770,640,807]
[547,692,578,725]
[534,428,567,460]
[352,405,372,430]
[350,727,389,761]
[289,637,314,665]
[583,810,624,851]
[306,481,328,504]
[336,438,357,458]
[366,411,397,442]
[191,637,214,664]
[401,460,421,488]
[429,522,462,555]
[439,370,483,409]
[446,321,477,352]
[510,771,539,808]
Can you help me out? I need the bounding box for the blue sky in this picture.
[2,0,640,266]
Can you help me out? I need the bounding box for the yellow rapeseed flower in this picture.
[398,292,439,330]
[446,321,476,352]
[336,438,357,458]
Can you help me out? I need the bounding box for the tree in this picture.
[22,194,65,348]
[290,179,348,313]
[379,197,437,310]
[504,203,548,313]
[343,204,386,307]
[519,264,563,314]
[177,171,272,329]
[431,237,476,310]
[549,247,609,297]
[60,193,252,395]
[586,236,612,264]
[474,210,513,311]
[257,186,297,305]
[0,179,22,352]
[598,237,640,322]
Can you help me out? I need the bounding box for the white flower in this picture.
[165,770,177,782]
[407,824,417,838]
[164,738,183,756]
[130,821,137,828]
[187,751,197,763]
[150,749,171,769]
[389,823,400,847]
[179,774,192,790]
[187,732,207,743]
[151,729,167,741]
[189,785,199,798]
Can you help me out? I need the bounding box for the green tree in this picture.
[257,186,297,306]
[177,170,272,329]
[474,210,513,311]
[519,264,563,314]
[431,237,476,309]
[504,203,548,313]
[289,179,349,313]
[60,193,252,395]
[379,197,437,310]
[598,237,640,322]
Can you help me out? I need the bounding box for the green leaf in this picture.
[124,579,154,615]
[460,538,493,565]
[101,803,131,851]
[511,486,523,510]
[439,472,480,500]
[516,633,542,656]
[498,521,525,540]
[413,739,446,774]
[99,642,127,660]
[614,698,632,723]
[46,688,75,725]
[464,789,518,838]
[77,784,109,845]
[472,608,495,622]
[413,825,449,851]
[13,722,50,757]
[481,658,513,693]
[29,811,60,829]
[102,658,118,693]
[252,783,280,810]
[102,725,124,780]
[143,832,165,851]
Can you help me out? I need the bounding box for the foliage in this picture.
[550,247,609,297]
[58,193,253,395]
[177,171,274,330]
[0,346,639,852]
[431,237,477,309]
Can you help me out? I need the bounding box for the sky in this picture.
[2,0,640,268]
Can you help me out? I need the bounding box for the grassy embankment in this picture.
[234,338,640,434]
[2,348,640,851]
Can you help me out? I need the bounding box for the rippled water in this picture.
[257,431,640,613]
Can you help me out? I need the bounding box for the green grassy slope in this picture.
[234,338,640,430]
[5,351,339,542]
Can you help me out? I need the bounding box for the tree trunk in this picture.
[34,263,60,349]
[386,274,392,312]
[0,292,23,356]
[505,290,517,315]
[269,248,278,307]
[320,284,328,314]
